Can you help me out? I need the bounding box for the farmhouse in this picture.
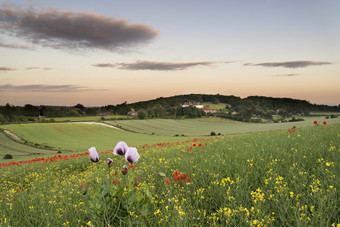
[202,106,217,114]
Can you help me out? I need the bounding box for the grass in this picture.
[0,123,339,226]
[105,116,340,136]
[44,115,132,122]
[0,132,57,159]
[0,123,199,158]
[202,102,227,110]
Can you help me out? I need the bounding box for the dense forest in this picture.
[1,94,339,123]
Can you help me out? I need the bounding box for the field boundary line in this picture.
[68,122,123,130]
[3,130,25,143]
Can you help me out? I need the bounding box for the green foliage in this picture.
[86,173,152,225]
[137,111,146,119]
[3,154,13,159]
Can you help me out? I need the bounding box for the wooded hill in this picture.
[1,94,339,123]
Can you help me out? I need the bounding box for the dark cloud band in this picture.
[0,84,102,92]
[245,61,331,68]
[0,6,158,52]
[93,60,221,71]
[0,67,15,71]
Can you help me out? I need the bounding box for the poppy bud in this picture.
[121,165,128,175]
[157,172,166,177]
[107,158,113,167]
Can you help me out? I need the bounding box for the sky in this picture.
[0,0,339,106]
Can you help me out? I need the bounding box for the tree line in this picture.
[1,94,339,123]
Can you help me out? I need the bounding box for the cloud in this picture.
[93,60,222,71]
[0,84,103,92]
[0,6,158,52]
[245,61,331,68]
[25,67,52,70]
[0,67,15,71]
[0,39,35,50]
[272,74,299,77]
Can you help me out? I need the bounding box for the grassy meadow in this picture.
[0,122,339,226]
[0,132,57,158]
[43,115,133,122]
[0,123,199,158]
[105,116,340,136]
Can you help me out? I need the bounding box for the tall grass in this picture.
[105,117,340,136]
[1,123,339,226]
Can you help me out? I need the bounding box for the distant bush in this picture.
[289,117,304,122]
[3,154,13,159]
[210,132,216,136]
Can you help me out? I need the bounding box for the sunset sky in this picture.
[0,0,339,106]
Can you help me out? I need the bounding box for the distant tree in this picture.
[212,97,220,104]
[39,106,46,116]
[74,104,85,115]
[2,103,16,122]
[21,104,39,117]
[277,109,288,120]
[137,111,146,119]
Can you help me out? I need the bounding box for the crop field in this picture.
[105,116,340,136]
[0,123,339,226]
[0,123,199,158]
[0,132,57,158]
[44,115,132,122]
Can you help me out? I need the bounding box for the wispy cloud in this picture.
[25,67,53,70]
[0,39,35,50]
[0,5,159,52]
[92,60,224,71]
[0,67,15,71]
[0,84,103,92]
[272,74,299,77]
[245,61,331,68]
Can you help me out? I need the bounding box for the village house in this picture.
[202,106,217,114]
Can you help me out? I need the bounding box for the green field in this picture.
[0,132,57,158]
[44,115,132,122]
[105,116,340,136]
[1,116,339,160]
[202,102,228,110]
[0,123,199,158]
[1,123,339,226]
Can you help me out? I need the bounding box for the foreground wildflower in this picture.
[121,165,128,175]
[88,147,100,162]
[125,147,140,163]
[107,158,113,167]
[113,141,129,155]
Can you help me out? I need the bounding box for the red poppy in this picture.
[173,171,191,183]
[113,179,120,184]
[314,121,318,125]
[323,121,327,125]
[164,178,172,184]
[128,164,135,169]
